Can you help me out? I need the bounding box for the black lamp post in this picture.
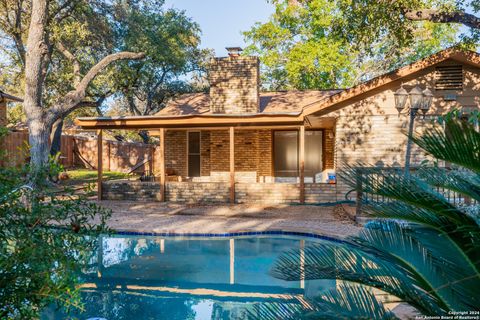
[394,85,434,174]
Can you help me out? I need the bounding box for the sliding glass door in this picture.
[274,130,323,180]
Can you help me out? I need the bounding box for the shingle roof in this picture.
[156,90,343,116]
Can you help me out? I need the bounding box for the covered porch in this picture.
[75,113,338,204]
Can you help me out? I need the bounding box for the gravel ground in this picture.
[96,201,361,238]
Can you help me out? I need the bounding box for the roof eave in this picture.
[75,113,305,130]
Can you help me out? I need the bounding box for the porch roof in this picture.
[75,112,305,130]
[0,90,23,102]
[75,90,340,130]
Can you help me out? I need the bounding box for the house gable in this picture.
[303,48,480,118]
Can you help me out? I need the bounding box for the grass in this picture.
[64,168,136,187]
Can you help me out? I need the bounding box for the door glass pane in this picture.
[188,132,201,177]
[305,131,323,179]
[274,131,298,177]
[188,155,200,177]
[188,132,200,154]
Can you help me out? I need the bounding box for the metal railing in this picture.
[355,166,477,216]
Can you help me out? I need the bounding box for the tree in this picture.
[0,0,145,179]
[256,118,480,318]
[0,127,112,319]
[244,0,459,91]
[108,1,211,142]
[336,0,480,49]
[113,2,210,116]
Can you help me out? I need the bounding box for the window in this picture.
[188,132,201,177]
[274,130,323,179]
[435,65,463,91]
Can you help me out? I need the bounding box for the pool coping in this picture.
[113,228,348,244]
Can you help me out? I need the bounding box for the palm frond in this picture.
[248,284,398,320]
[355,221,480,311]
[411,119,480,173]
[365,203,480,263]
[272,235,446,315]
[341,165,476,227]
[416,167,480,203]
[314,283,398,320]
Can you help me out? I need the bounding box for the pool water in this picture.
[42,234,337,320]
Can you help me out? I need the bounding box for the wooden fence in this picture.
[1,131,154,173]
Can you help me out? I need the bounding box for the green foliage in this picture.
[264,118,480,318]
[244,0,459,91]
[0,128,111,319]
[6,104,25,126]
[112,0,212,116]
[336,0,477,49]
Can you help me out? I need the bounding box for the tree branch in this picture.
[56,41,81,85]
[49,51,145,120]
[76,52,145,95]
[404,9,480,29]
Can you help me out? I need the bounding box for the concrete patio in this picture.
[96,201,360,238]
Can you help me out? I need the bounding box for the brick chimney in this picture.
[209,47,260,114]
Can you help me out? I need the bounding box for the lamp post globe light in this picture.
[394,85,433,174]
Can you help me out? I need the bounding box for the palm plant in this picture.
[253,118,480,319]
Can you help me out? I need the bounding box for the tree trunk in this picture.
[24,0,49,179]
[28,117,51,178]
[50,118,63,157]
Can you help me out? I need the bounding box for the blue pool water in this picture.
[42,234,337,320]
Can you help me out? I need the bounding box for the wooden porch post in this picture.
[0,99,5,167]
[159,128,166,202]
[97,129,103,201]
[229,126,235,204]
[299,125,305,204]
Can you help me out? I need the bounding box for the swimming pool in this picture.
[42,233,338,320]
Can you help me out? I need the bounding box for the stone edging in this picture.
[113,229,347,244]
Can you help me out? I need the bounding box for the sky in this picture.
[163,0,275,56]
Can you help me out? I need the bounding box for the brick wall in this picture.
[163,130,187,177]
[102,180,162,201]
[166,182,229,203]
[200,131,211,176]
[209,56,260,114]
[160,129,275,182]
[324,129,335,170]
[102,180,337,204]
[236,183,300,204]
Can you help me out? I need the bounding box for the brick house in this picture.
[76,47,480,205]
